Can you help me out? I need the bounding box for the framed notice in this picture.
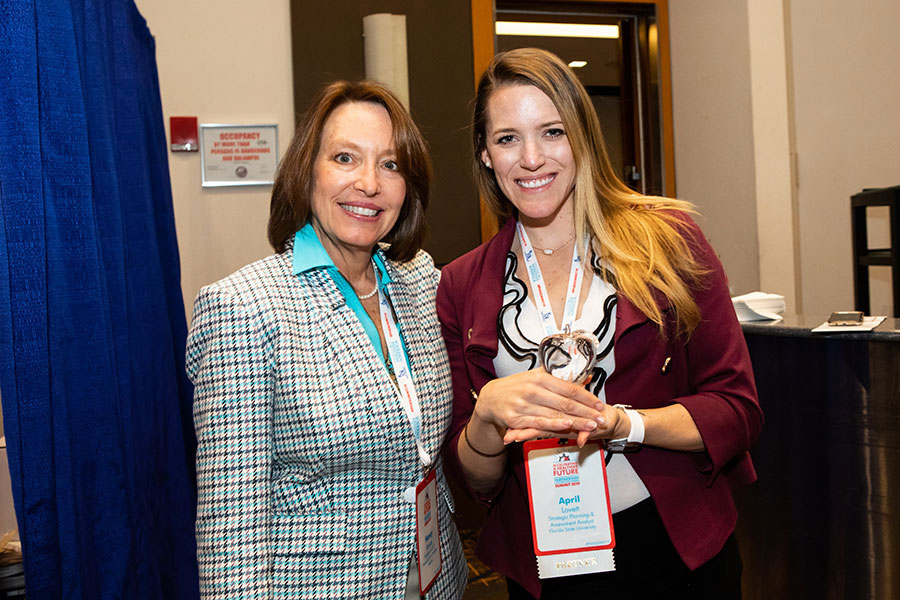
[200,124,279,187]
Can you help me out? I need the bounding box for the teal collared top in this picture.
[292,223,406,367]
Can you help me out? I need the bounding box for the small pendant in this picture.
[542,248,553,255]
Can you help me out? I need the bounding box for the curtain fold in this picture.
[0,0,199,597]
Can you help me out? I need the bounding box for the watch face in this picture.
[606,440,642,453]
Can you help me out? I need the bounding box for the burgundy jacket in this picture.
[437,215,763,598]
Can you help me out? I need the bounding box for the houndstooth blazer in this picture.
[186,240,467,599]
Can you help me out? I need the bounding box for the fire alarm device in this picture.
[170,116,199,152]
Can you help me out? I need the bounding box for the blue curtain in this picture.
[0,0,199,597]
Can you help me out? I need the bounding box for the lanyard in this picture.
[376,276,432,468]
[516,220,584,337]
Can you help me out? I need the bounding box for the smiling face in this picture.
[481,84,576,227]
[310,101,406,262]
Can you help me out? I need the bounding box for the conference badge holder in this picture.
[415,469,442,594]
[523,327,616,578]
[524,439,616,578]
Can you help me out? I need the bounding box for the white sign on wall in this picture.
[200,124,279,187]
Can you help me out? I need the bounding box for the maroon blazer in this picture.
[437,215,763,598]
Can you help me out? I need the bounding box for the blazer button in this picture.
[467,328,473,340]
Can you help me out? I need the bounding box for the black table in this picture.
[737,316,900,599]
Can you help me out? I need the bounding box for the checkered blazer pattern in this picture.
[186,242,467,599]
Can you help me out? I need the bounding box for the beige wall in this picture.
[789,0,900,317]
[670,0,900,317]
[668,0,760,297]
[135,0,295,319]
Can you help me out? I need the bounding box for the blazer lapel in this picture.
[463,218,516,379]
[614,288,673,342]
[381,266,444,462]
[296,267,411,461]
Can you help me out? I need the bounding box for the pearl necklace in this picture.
[356,260,379,300]
[357,284,378,300]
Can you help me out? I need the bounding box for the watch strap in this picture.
[607,405,644,453]
[622,408,644,444]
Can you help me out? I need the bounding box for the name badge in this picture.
[415,469,442,594]
[524,438,616,578]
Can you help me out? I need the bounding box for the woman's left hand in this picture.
[503,401,631,446]
[505,403,707,451]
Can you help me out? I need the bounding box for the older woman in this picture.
[438,48,763,598]
[187,80,466,599]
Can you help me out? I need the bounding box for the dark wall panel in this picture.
[290,0,482,265]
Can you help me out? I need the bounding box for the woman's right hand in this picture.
[471,368,605,444]
[459,369,604,494]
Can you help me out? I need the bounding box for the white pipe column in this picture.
[747,0,802,313]
[363,13,410,109]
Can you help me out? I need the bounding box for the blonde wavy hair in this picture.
[473,48,708,338]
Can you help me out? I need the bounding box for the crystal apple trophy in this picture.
[537,326,600,384]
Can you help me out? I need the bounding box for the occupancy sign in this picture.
[200,124,278,187]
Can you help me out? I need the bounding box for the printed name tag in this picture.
[415,469,442,594]
[523,438,616,578]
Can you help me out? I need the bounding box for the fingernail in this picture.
[594,403,605,411]
[596,418,606,427]
[586,421,597,430]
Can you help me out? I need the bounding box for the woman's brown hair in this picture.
[268,80,431,262]
[474,48,708,338]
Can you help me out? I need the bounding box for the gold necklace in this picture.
[532,234,575,255]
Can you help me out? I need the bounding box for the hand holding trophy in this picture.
[536,326,602,447]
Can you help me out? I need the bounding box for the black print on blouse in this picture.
[497,251,618,398]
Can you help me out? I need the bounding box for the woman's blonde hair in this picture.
[473,48,707,338]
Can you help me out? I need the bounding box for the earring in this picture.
[484,159,492,169]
